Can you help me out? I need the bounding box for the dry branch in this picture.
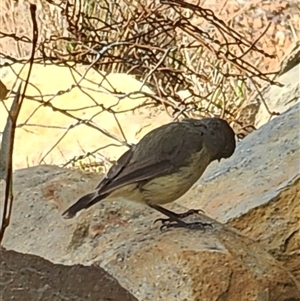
[0,0,291,169]
[0,3,38,244]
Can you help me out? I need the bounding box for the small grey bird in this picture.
[62,117,236,230]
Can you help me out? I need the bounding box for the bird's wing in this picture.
[94,121,205,196]
[95,145,135,190]
[62,157,177,219]
[95,157,177,196]
[62,121,206,219]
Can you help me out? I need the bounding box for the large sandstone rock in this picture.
[0,63,170,170]
[2,105,300,300]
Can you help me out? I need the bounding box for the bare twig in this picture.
[0,0,291,168]
[0,3,38,245]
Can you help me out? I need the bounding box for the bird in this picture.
[62,117,236,230]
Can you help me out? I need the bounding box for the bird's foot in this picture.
[174,208,204,219]
[149,204,210,231]
[154,209,212,231]
[157,219,213,231]
[154,208,203,225]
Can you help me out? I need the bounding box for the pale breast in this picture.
[140,148,211,205]
[105,147,211,206]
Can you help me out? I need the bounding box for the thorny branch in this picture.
[0,0,286,170]
[0,3,38,244]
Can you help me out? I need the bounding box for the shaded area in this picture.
[0,248,138,301]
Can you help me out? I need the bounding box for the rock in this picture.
[2,104,300,300]
[276,41,300,78]
[0,248,138,301]
[234,43,300,133]
[254,61,300,129]
[0,64,171,170]
[183,103,300,282]
[2,200,300,301]
[0,80,8,101]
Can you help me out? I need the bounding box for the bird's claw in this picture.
[155,217,213,231]
[153,209,203,224]
[161,221,212,231]
[153,217,167,225]
[153,208,211,231]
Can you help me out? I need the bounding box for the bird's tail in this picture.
[62,191,109,219]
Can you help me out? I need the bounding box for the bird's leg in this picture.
[174,208,204,219]
[150,204,203,219]
[148,204,212,231]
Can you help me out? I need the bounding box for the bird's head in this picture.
[205,118,236,162]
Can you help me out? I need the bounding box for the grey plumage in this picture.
[62,117,236,229]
